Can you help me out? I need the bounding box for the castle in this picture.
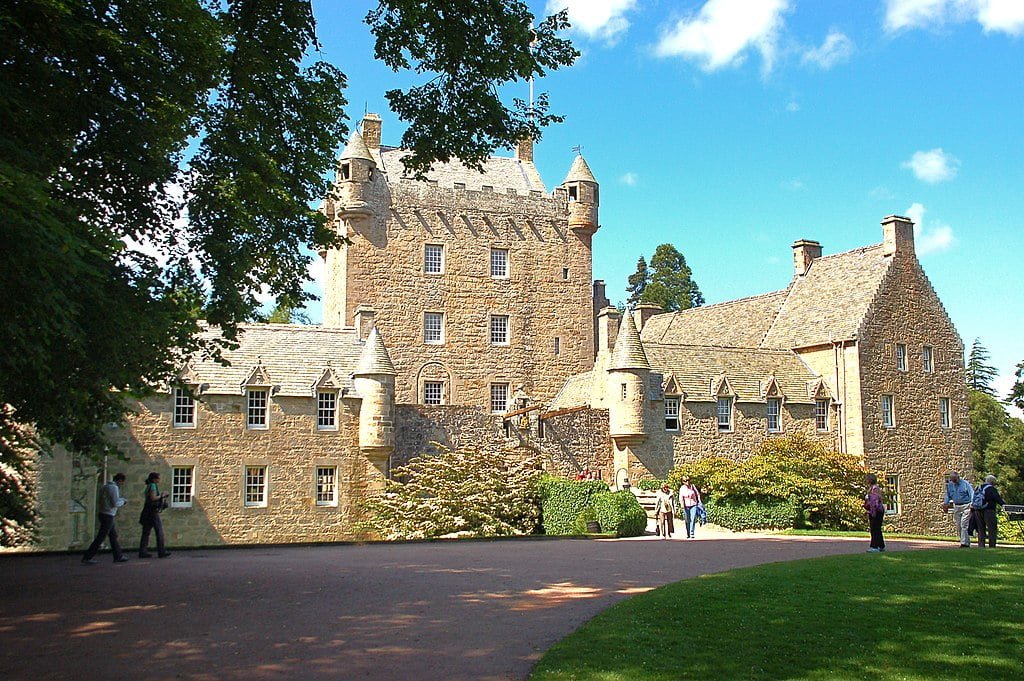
[28,115,971,550]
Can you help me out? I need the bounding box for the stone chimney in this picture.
[354,304,376,341]
[633,304,663,332]
[597,306,621,354]
[881,214,915,257]
[361,113,382,151]
[515,137,534,163]
[792,239,822,276]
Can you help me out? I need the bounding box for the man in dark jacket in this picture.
[974,475,1007,548]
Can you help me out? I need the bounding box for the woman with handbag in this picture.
[864,473,886,553]
[677,477,703,539]
[139,472,171,558]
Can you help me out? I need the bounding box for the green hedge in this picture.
[573,507,600,534]
[706,497,797,531]
[537,475,609,535]
[636,479,666,491]
[593,491,648,537]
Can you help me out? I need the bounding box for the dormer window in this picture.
[173,387,197,428]
[340,162,351,181]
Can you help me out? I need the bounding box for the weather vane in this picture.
[572,145,583,156]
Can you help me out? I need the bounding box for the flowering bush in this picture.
[1,403,39,547]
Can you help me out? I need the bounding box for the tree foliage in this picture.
[968,389,1024,503]
[627,244,704,312]
[1009,360,1024,412]
[0,404,39,547]
[361,445,543,540]
[966,338,998,395]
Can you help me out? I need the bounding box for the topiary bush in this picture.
[536,475,609,535]
[705,497,798,531]
[592,490,647,537]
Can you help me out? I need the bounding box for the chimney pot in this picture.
[361,113,382,151]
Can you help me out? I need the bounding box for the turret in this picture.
[353,327,396,474]
[560,155,599,238]
[607,312,650,444]
[336,129,376,220]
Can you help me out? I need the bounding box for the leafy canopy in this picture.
[626,244,704,312]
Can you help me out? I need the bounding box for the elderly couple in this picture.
[653,478,703,540]
[944,470,1007,548]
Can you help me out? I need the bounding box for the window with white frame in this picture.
[315,466,337,506]
[490,315,509,345]
[317,391,337,430]
[665,397,680,431]
[173,387,196,428]
[247,389,269,429]
[881,394,895,428]
[896,343,907,371]
[244,466,267,507]
[767,398,782,433]
[717,397,733,432]
[171,466,194,508]
[922,345,934,373]
[490,248,508,278]
[939,397,951,428]
[424,244,443,274]
[815,399,829,432]
[424,312,444,344]
[490,383,509,414]
[423,381,443,405]
[885,474,901,515]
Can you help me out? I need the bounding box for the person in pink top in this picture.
[864,473,886,552]
[677,477,702,539]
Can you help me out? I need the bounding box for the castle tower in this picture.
[353,327,397,476]
[560,154,600,240]
[607,312,650,444]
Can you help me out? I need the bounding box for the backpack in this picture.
[970,484,989,511]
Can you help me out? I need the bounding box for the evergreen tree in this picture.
[640,244,704,312]
[626,256,648,307]
[966,338,998,395]
[267,299,311,324]
[1008,360,1024,411]
[968,389,1024,503]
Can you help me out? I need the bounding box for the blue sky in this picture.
[306,0,1022,409]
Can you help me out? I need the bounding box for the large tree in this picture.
[1009,360,1024,411]
[628,244,704,312]
[0,0,577,469]
[968,389,1024,503]
[966,338,998,395]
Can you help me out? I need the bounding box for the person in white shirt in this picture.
[82,473,128,564]
[678,477,703,539]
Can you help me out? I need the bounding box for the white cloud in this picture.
[905,202,955,254]
[786,100,800,112]
[902,148,959,183]
[619,172,638,186]
[885,0,1024,35]
[655,0,789,73]
[548,0,637,45]
[783,178,805,191]
[801,30,854,69]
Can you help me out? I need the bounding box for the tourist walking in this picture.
[139,472,171,558]
[973,475,1006,548]
[82,473,129,564]
[677,477,702,539]
[654,484,675,539]
[943,470,974,548]
[864,473,886,552]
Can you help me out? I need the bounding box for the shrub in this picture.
[706,497,798,531]
[592,491,648,537]
[636,479,665,492]
[537,475,609,535]
[573,506,600,534]
[361,445,542,540]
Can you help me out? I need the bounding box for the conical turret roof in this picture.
[339,130,374,163]
[610,312,650,371]
[562,155,597,184]
[353,327,396,376]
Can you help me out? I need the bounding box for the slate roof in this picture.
[563,155,597,184]
[610,313,651,370]
[377,146,547,193]
[549,370,595,410]
[354,327,397,376]
[640,290,789,349]
[339,130,374,162]
[187,324,365,397]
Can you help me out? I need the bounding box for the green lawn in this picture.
[530,549,1024,681]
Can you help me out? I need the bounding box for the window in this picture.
[244,466,267,507]
[815,399,829,432]
[922,345,934,373]
[767,398,782,433]
[881,394,895,428]
[424,312,444,344]
[173,387,196,428]
[315,466,337,507]
[621,383,627,400]
[171,466,194,508]
[490,315,509,345]
[939,397,951,428]
[665,397,680,431]
[896,343,907,371]
[562,267,570,280]
[717,397,733,432]
[490,383,509,414]
[567,185,578,201]
[317,391,337,430]
[340,162,351,180]
[553,337,561,355]
[247,389,268,429]
[885,474,901,515]
[424,381,443,405]
[424,244,443,274]
[490,248,508,278]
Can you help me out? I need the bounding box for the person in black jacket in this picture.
[973,475,1007,548]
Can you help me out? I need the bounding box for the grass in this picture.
[530,549,1024,681]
